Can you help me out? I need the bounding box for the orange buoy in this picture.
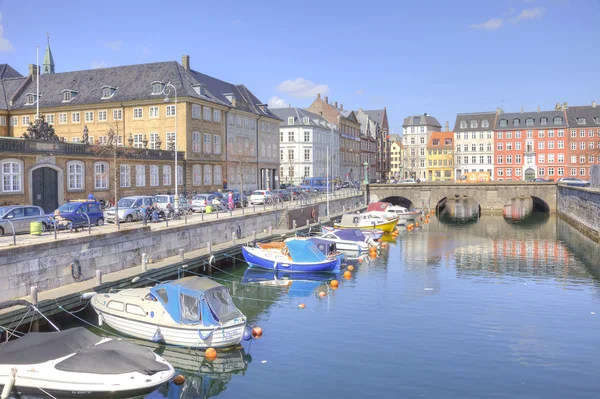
[331,285,338,290]
[252,327,263,337]
[319,291,327,298]
[357,258,363,263]
[370,252,377,258]
[330,279,339,287]
[298,303,306,309]
[415,222,420,227]
[381,243,387,249]
[344,274,352,280]
[343,270,352,278]
[205,347,217,360]
[347,265,355,271]
[173,375,186,385]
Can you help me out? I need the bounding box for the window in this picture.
[456,156,462,164]
[497,168,503,176]
[133,108,143,119]
[203,133,212,153]
[513,119,520,127]
[288,149,295,160]
[304,166,310,177]
[480,155,485,164]
[506,131,512,139]
[304,149,311,161]
[152,82,163,94]
[72,137,81,143]
[96,110,107,121]
[150,165,159,186]
[497,143,503,151]
[101,87,113,99]
[244,118,249,129]
[548,167,554,176]
[166,105,176,116]
[553,116,563,125]
[191,165,201,185]
[166,132,176,149]
[487,143,492,152]
[558,129,564,137]
[590,130,595,137]
[515,131,522,139]
[191,132,201,153]
[580,168,586,176]
[470,120,478,128]
[571,168,577,176]
[2,161,22,192]
[191,104,200,119]
[66,161,84,190]
[213,110,221,122]
[580,155,586,164]
[537,167,544,176]
[506,168,512,177]
[482,120,489,128]
[25,94,35,105]
[22,116,30,126]
[538,154,545,163]
[526,118,534,126]
[94,162,109,189]
[558,153,564,163]
[580,129,586,138]
[571,142,577,150]
[63,91,73,102]
[558,140,564,149]
[497,155,503,164]
[526,130,533,139]
[487,155,493,164]
[548,130,554,138]
[497,132,503,139]
[538,141,545,150]
[548,141,554,149]
[107,301,124,311]
[499,119,507,127]
[590,155,595,163]
[516,142,522,151]
[537,130,545,138]
[204,165,212,185]
[149,132,160,150]
[148,106,159,118]
[133,133,144,148]
[135,165,145,186]
[163,165,171,186]
[580,142,586,150]
[203,106,211,121]
[420,137,425,144]
[10,116,17,126]
[214,165,222,185]
[548,154,555,163]
[471,144,476,152]
[506,142,512,151]
[558,167,564,176]
[113,109,122,120]
[119,165,131,187]
[70,112,80,123]
[59,113,67,124]
[506,155,512,164]
[213,135,221,154]
[590,142,595,150]
[82,111,93,123]
[304,132,310,142]
[288,132,295,142]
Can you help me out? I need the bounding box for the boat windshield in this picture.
[180,294,200,323]
[204,286,243,324]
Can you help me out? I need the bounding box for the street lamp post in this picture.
[162,82,178,210]
[363,161,369,204]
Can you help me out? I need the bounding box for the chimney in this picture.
[445,121,449,131]
[593,100,597,108]
[182,55,190,71]
[537,105,540,112]
[334,101,338,108]
[340,104,343,110]
[28,64,39,76]
[563,101,568,110]
[424,113,428,116]
[317,93,321,99]
[324,96,329,104]
[520,106,524,113]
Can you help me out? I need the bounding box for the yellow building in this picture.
[389,140,403,180]
[427,131,454,181]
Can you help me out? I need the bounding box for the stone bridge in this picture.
[368,182,558,213]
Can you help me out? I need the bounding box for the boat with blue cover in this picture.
[321,225,384,240]
[89,276,247,349]
[315,228,379,252]
[241,239,342,272]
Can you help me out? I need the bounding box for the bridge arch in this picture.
[381,196,415,210]
[531,196,550,213]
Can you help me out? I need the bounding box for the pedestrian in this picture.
[87,192,96,201]
[228,191,234,211]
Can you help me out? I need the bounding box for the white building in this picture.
[453,112,496,179]
[271,107,340,186]
[402,114,441,180]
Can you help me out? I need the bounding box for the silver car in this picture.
[154,195,193,217]
[0,205,52,236]
[104,196,155,223]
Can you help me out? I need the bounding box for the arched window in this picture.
[67,161,84,191]
[94,162,109,190]
[553,116,563,125]
[163,165,171,186]
[540,117,548,125]
[1,159,23,193]
[204,165,212,185]
[193,165,202,185]
[149,165,159,186]
[120,165,131,187]
[214,165,222,185]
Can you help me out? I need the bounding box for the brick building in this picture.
[565,102,600,180]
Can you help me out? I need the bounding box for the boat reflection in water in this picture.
[242,269,337,297]
[150,345,251,398]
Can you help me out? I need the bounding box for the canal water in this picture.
[83,214,600,398]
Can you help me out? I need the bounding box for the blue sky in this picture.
[1,0,598,133]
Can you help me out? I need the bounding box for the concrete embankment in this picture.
[0,195,363,303]
[557,186,600,242]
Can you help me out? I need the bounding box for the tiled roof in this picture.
[565,105,600,128]
[0,64,23,79]
[453,112,496,131]
[428,131,454,148]
[403,114,441,128]
[495,110,567,129]
[270,107,331,128]
[0,76,27,110]
[363,109,384,124]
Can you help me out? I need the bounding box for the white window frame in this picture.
[213,135,221,154]
[120,164,131,187]
[213,109,221,122]
[133,108,143,119]
[192,132,201,153]
[193,164,202,185]
[203,133,212,153]
[203,165,212,185]
[113,109,122,121]
[84,111,94,122]
[192,104,201,119]
[1,159,23,193]
[166,105,176,117]
[135,165,146,187]
[203,106,211,121]
[98,110,107,121]
[0,116,6,126]
[67,161,84,191]
[163,165,172,186]
[214,165,222,185]
[94,162,109,190]
[59,113,67,124]
[150,165,159,186]
[149,106,159,118]
[22,116,30,126]
[71,112,80,123]
[149,132,160,150]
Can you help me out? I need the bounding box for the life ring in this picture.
[311,209,316,219]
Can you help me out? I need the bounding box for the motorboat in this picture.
[90,276,247,349]
[0,300,175,398]
[304,237,346,261]
[321,225,384,241]
[241,239,342,272]
[367,202,420,223]
[334,213,399,233]
[313,228,378,252]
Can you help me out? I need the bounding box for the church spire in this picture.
[42,33,55,74]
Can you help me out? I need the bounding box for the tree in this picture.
[21,115,59,141]
[226,136,257,197]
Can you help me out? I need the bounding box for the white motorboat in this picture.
[367,202,421,223]
[90,276,247,349]
[0,300,174,398]
[309,228,378,252]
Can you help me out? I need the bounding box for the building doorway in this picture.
[32,167,58,213]
[524,168,535,181]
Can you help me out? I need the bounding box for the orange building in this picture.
[426,131,454,181]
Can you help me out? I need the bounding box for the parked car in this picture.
[527,178,551,183]
[232,193,248,208]
[557,177,590,187]
[154,195,193,217]
[50,200,105,229]
[0,205,52,236]
[104,196,155,223]
[191,194,222,212]
[399,179,417,184]
[250,190,273,205]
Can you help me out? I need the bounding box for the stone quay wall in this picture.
[557,186,600,242]
[0,195,362,301]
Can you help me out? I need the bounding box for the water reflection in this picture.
[241,269,334,298]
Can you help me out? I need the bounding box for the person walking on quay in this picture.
[228,191,234,211]
[88,192,96,201]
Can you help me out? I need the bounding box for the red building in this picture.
[565,102,600,179]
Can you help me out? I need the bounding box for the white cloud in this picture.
[267,96,288,108]
[102,40,123,51]
[470,18,504,30]
[0,13,14,52]
[276,78,329,98]
[515,7,545,20]
[91,60,109,69]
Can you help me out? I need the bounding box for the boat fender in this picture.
[243,326,254,341]
[311,209,316,219]
[153,328,165,344]
[209,255,216,266]
[1,368,16,399]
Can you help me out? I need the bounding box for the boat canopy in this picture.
[285,239,327,262]
[333,229,367,241]
[306,237,337,255]
[150,276,243,326]
[367,202,391,213]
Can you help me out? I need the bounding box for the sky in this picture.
[1,0,599,134]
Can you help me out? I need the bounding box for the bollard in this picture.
[232,232,237,245]
[179,248,184,261]
[202,211,204,221]
[253,230,257,241]
[142,253,147,272]
[293,220,297,231]
[207,241,212,253]
[268,226,272,235]
[96,270,103,285]
[306,219,310,226]
[184,211,187,224]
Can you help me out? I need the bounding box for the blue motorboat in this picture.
[241,239,341,273]
[242,268,338,296]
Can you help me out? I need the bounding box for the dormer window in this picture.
[62,90,77,102]
[540,117,547,125]
[101,86,117,99]
[577,117,585,124]
[460,121,467,129]
[25,93,36,105]
[288,117,294,125]
[512,118,520,127]
[594,117,600,124]
[151,82,164,95]
[303,117,309,124]
[499,119,507,127]
[193,84,206,96]
[482,120,489,128]
[553,116,563,125]
[526,118,534,126]
[413,117,421,124]
[224,93,236,105]
[470,120,478,128]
